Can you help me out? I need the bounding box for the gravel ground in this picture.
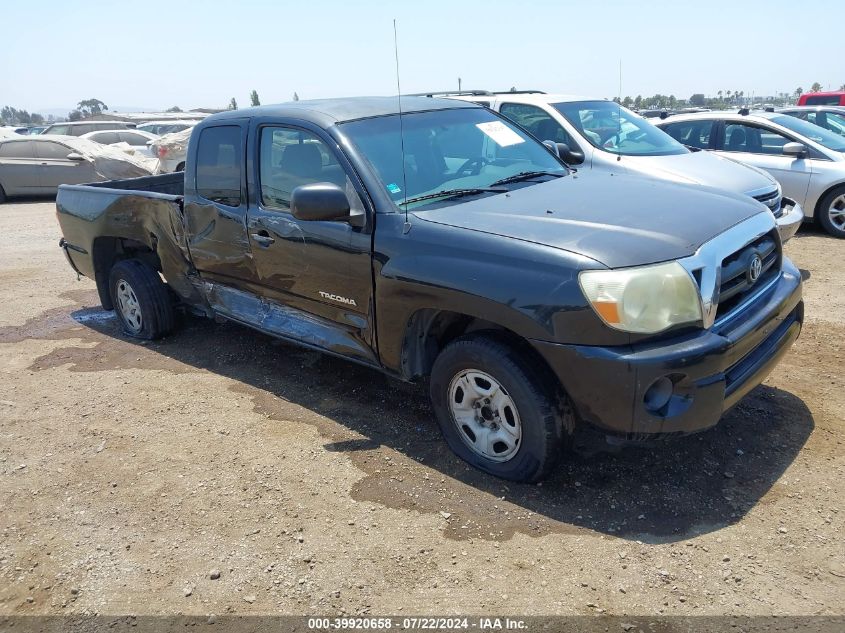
[0,200,842,617]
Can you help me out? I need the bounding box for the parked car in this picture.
[657,110,845,237]
[55,97,802,482]
[798,91,845,107]
[0,135,153,201]
[26,126,48,135]
[774,106,845,138]
[136,120,197,136]
[41,121,136,136]
[149,128,192,172]
[81,129,159,158]
[446,92,802,242]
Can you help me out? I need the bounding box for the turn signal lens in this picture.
[579,262,702,334]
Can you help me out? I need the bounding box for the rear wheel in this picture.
[108,259,175,340]
[429,334,572,482]
[818,185,845,238]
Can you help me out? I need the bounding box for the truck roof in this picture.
[204,96,479,126]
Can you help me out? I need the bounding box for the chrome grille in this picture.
[753,190,783,218]
[714,230,781,320]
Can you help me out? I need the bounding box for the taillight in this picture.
[156,146,168,159]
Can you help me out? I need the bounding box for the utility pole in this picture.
[458,77,462,93]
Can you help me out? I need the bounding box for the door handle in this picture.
[250,229,275,246]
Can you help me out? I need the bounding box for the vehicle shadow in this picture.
[69,307,814,543]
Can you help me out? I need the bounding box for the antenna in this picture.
[393,19,409,223]
[616,58,622,162]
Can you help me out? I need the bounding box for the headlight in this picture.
[579,262,702,333]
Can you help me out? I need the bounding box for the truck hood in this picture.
[617,150,778,195]
[412,171,768,269]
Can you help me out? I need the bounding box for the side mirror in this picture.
[555,142,585,165]
[291,182,362,226]
[66,152,85,161]
[542,140,560,157]
[782,142,807,158]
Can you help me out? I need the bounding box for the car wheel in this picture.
[176,162,185,172]
[429,334,572,482]
[108,259,175,340]
[818,185,845,238]
[0,183,6,203]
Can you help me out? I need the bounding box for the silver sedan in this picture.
[658,111,845,238]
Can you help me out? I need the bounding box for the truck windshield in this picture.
[770,115,845,152]
[339,107,567,209]
[553,100,688,157]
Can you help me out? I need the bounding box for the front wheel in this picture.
[818,186,845,238]
[108,259,175,340]
[429,335,572,482]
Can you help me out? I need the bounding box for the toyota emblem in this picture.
[748,253,763,283]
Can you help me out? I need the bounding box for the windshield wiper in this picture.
[490,171,565,186]
[401,187,506,205]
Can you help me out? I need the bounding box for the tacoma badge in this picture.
[319,291,357,307]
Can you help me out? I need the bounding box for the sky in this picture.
[0,0,842,115]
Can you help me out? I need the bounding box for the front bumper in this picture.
[532,257,803,436]
[776,197,803,243]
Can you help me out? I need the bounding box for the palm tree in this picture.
[795,87,803,98]
[717,90,723,101]
[810,82,822,93]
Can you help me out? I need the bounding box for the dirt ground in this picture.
[0,200,843,617]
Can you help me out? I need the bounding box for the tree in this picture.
[292,92,300,102]
[250,90,260,107]
[67,110,83,121]
[810,82,822,93]
[689,93,706,106]
[622,96,633,108]
[795,87,803,98]
[77,99,107,117]
[840,84,845,91]
[717,90,723,101]
[633,95,642,109]
[229,97,238,110]
[166,106,182,112]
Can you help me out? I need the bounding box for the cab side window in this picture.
[723,123,789,155]
[35,141,74,159]
[258,127,352,211]
[0,141,36,158]
[196,125,242,207]
[499,103,578,148]
[662,120,713,149]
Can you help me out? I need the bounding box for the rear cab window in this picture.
[195,125,243,207]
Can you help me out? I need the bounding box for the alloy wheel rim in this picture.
[829,194,845,232]
[115,279,143,333]
[447,369,522,462]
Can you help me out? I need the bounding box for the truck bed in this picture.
[56,172,202,311]
[83,172,185,197]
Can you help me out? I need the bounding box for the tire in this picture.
[0,183,6,204]
[429,334,572,482]
[817,185,845,238]
[176,161,185,172]
[108,259,175,340]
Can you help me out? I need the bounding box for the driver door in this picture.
[245,120,377,364]
[35,140,97,192]
[714,121,812,208]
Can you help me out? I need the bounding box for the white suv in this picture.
[444,92,803,242]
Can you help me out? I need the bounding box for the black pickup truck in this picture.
[56,97,803,482]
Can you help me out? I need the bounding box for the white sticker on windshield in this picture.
[475,121,525,147]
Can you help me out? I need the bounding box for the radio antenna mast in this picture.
[393,19,409,223]
[616,58,623,162]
